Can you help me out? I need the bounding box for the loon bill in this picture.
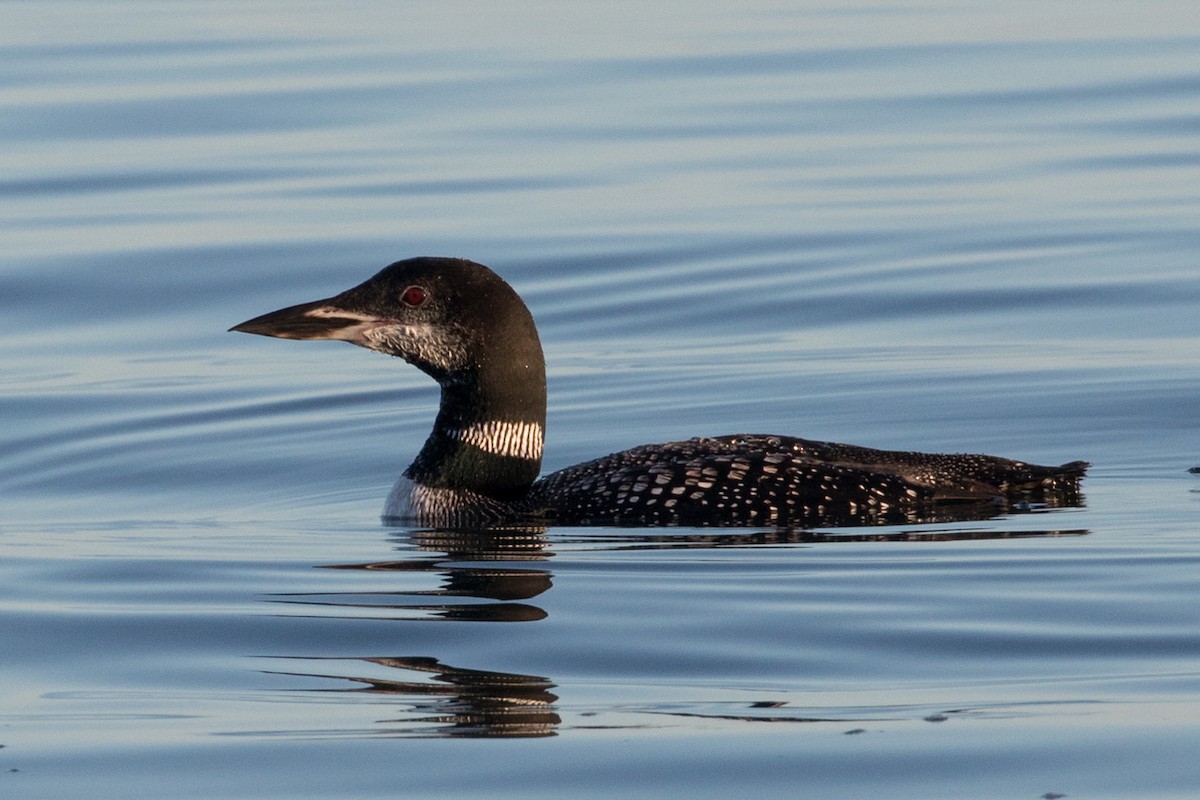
[231,257,1088,528]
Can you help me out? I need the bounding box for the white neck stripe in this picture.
[453,420,543,461]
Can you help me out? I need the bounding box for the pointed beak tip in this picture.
[228,314,282,337]
[226,300,376,342]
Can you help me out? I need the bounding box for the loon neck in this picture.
[405,359,547,503]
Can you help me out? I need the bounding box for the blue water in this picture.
[3,2,1200,797]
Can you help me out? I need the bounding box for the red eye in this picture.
[401,286,427,307]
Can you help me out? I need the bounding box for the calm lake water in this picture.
[3,2,1200,797]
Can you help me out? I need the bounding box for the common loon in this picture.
[231,257,1087,528]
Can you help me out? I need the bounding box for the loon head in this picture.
[230,257,543,387]
[231,257,548,509]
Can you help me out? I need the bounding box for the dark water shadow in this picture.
[550,525,1090,550]
[269,523,1089,620]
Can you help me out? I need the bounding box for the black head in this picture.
[231,257,544,388]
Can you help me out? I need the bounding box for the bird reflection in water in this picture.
[267,524,1086,737]
[269,526,553,621]
[269,655,560,738]
[273,523,1088,622]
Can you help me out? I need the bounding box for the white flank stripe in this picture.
[456,420,543,460]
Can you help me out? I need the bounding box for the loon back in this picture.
[231,257,1088,528]
[526,434,1088,527]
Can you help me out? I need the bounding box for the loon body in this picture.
[231,257,1087,528]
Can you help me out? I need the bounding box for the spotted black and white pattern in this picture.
[522,435,1088,527]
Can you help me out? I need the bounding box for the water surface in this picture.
[2,2,1200,798]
